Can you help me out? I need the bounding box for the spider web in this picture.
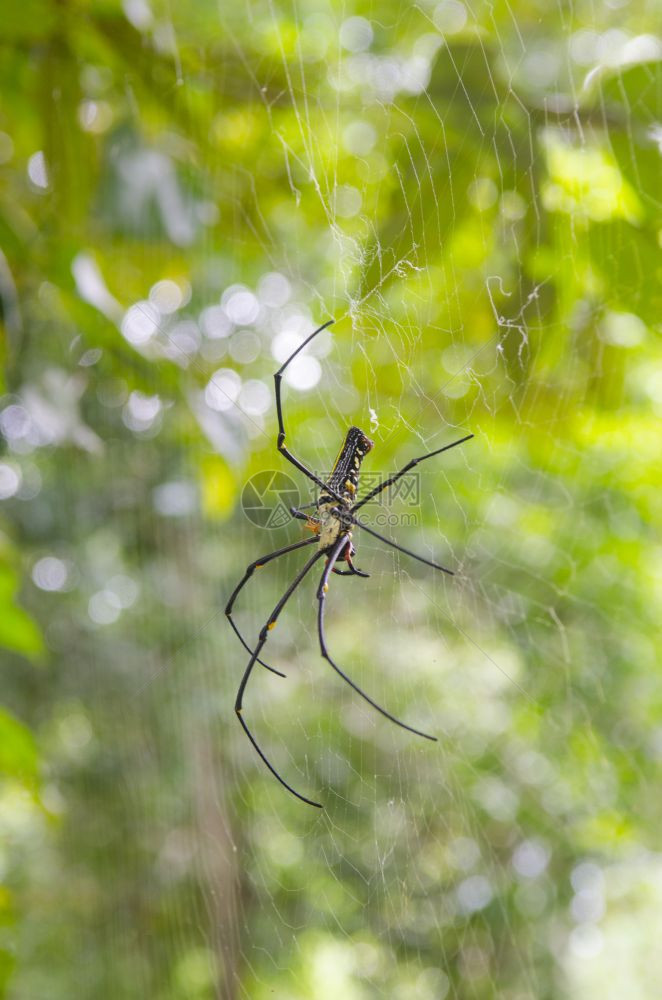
[5,0,661,997]
[174,6,660,999]
[124,5,657,999]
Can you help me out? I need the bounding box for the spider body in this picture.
[307,425,373,552]
[226,320,474,808]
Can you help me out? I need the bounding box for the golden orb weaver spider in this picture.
[226,320,474,807]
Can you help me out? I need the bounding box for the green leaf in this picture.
[596,62,662,224]
[599,60,662,125]
[0,565,45,661]
[2,0,56,40]
[589,220,662,324]
[0,707,38,783]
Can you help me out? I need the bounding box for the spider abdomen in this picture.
[325,425,373,503]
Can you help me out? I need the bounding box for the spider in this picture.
[226,320,473,807]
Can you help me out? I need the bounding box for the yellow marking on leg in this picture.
[323,583,329,593]
[267,621,277,630]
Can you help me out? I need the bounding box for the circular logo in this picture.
[241,470,300,529]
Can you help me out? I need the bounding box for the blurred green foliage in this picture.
[0,0,661,998]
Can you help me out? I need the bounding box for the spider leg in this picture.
[316,535,437,742]
[352,433,474,513]
[235,547,326,808]
[225,536,318,677]
[290,506,317,524]
[350,516,454,576]
[332,551,369,578]
[274,320,345,505]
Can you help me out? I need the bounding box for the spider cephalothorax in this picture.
[226,320,473,808]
